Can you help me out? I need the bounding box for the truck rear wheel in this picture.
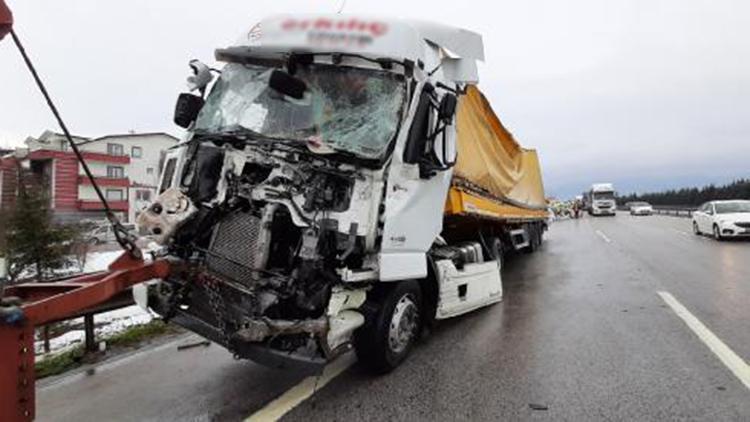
[524,224,541,253]
[490,237,505,271]
[354,280,422,374]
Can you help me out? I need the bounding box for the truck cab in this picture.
[135,15,538,373]
[588,183,617,216]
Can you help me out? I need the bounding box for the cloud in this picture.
[1,0,749,197]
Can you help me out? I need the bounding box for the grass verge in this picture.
[35,319,180,379]
[35,346,85,379]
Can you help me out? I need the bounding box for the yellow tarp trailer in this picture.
[445,85,547,221]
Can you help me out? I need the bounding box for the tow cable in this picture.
[8,29,141,259]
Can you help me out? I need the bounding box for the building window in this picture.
[106,189,124,201]
[146,167,154,175]
[131,146,142,158]
[107,166,124,178]
[136,190,152,201]
[107,143,124,156]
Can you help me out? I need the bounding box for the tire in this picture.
[354,280,422,374]
[713,224,724,241]
[490,237,505,272]
[524,225,541,253]
[693,221,701,235]
[535,225,543,247]
[526,224,542,253]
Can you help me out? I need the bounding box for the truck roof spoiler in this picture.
[220,14,484,83]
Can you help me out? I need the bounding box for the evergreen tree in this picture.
[5,176,76,282]
[620,179,750,207]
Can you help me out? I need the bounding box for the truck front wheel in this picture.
[354,280,422,374]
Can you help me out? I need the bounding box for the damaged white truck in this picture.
[136,15,548,373]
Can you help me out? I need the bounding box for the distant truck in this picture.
[135,15,548,373]
[587,183,617,216]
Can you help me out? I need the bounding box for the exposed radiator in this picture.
[207,207,274,286]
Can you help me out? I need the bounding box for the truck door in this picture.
[380,84,457,281]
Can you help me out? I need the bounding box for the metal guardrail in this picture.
[617,205,697,217]
[651,206,696,218]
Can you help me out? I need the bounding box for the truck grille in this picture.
[207,211,263,287]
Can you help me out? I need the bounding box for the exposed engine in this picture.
[138,138,377,369]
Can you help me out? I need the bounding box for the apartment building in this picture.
[0,130,178,222]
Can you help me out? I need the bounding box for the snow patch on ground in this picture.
[82,250,125,273]
[34,305,154,357]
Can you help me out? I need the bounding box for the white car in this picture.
[629,202,653,216]
[692,200,750,240]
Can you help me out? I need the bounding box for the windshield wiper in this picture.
[193,126,289,143]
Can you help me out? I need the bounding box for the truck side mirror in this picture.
[174,93,204,128]
[438,93,457,123]
[269,69,307,99]
[403,84,457,178]
[403,88,432,164]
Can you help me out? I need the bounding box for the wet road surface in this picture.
[37,214,750,421]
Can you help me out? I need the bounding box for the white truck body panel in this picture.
[234,15,484,83]
[435,259,503,319]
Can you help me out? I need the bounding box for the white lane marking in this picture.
[658,291,750,390]
[671,229,689,236]
[246,353,356,421]
[595,230,611,243]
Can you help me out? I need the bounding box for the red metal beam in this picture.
[0,253,171,421]
[0,324,34,421]
[23,257,169,326]
[5,273,107,303]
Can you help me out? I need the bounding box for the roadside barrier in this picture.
[652,207,696,218]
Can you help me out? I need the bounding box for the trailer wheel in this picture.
[354,280,422,374]
[524,224,540,253]
[490,237,505,272]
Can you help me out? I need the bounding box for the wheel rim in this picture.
[714,226,720,239]
[693,222,698,234]
[388,294,419,354]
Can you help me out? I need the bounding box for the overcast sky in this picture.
[1,0,749,198]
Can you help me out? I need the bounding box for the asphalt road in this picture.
[37,213,750,421]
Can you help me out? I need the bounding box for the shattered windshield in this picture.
[194,62,406,160]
